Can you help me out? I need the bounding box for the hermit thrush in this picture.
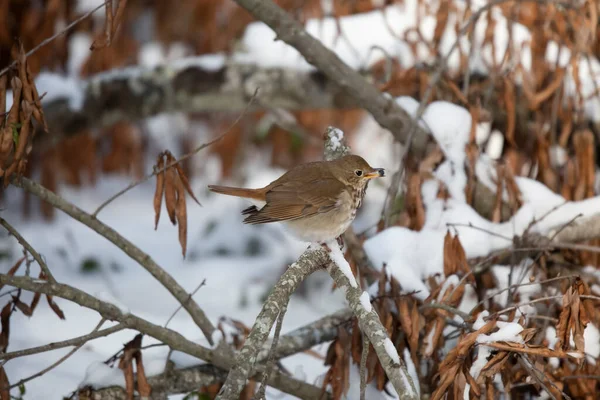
[208,155,384,243]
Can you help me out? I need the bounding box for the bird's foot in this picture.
[336,236,344,249]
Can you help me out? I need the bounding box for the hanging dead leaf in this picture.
[0,366,9,400]
[0,302,12,352]
[164,162,177,225]
[134,351,151,397]
[153,154,165,230]
[556,285,589,359]
[46,295,65,320]
[175,173,188,258]
[0,256,25,292]
[174,163,201,206]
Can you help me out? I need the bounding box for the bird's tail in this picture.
[207,185,265,201]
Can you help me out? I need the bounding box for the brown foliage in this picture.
[153,150,201,257]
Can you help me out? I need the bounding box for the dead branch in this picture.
[0,323,125,362]
[229,0,431,157]
[10,175,217,346]
[0,274,329,400]
[0,217,56,282]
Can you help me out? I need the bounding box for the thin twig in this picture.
[92,88,259,217]
[0,1,110,78]
[0,273,330,399]
[164,279,206,328]
[469,275,577,316]
[0,323,125,363]
[359,333,369,400]
[256,302,289,399]
[6,318,108,390]
[12,176,217,346]
[419,303,472,322]
[0,217,55,282]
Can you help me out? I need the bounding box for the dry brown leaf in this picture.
[12,296,33,317]
[0,257,25,292]
[0,366,9,400]
[164,164,177,225]
[175,173,188,258]
[46,295,65,320]
[174,163,201,206]
[431,320,496,400]
[153,154,165,230]
[503,77,516,145]
[0,302,11,352]
[134,351,151,397]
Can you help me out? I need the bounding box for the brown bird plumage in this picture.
[208,155,384,243]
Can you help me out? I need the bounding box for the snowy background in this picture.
[2,0,600,399]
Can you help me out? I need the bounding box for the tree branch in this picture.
[0,217,56,282]
[90,308,349,399]
[0,274,329,400]
[216,248,330,399]
[550,213,600,244]
[230,0,431,157]
[11,176,216,346]
[0,323,125,362]
[40,62,360,145]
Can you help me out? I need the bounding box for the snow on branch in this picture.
[40,60,358,140]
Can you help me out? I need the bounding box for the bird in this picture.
[207,154,385,243]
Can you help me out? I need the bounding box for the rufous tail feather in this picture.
[207,185,265,201]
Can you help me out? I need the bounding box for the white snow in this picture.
[477,322,524,344]
[403,348,420,396]
[584,323,600,364]
[359,292,372,312]
[79,361,126,389]
[326,241,358,288]
[326,127,345,152]
[383,338,400,364]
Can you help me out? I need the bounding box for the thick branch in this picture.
[216,248,330,399]
[230,0,432,157]
[0,274,328,400]
[11,176,216,345]
[91,308,349,399]
[42,62,359,140]
[325,261,418,399]
[551,213,600,244]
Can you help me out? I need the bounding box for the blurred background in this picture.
[1,0,600,399]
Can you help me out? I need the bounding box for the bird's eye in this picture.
[355,170,363,177]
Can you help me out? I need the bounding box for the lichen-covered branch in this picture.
[325,263,418,399]
[12,176,216,345]
[0,274,328,399]
[216,248,331,400]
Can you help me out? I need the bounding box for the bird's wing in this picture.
[242,178,345,224]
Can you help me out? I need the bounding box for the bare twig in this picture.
[359,333,368,400]
[0,274,330,399]
[0,217,55,282]
[255,302,288,399]
[216,248,329,399]
[164,279,206,328]
[92,88,259,217]
[11,176,217,346]
[0,323,125,363]
[5,318,108,390]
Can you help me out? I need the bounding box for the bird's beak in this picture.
[364,168,385,179]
